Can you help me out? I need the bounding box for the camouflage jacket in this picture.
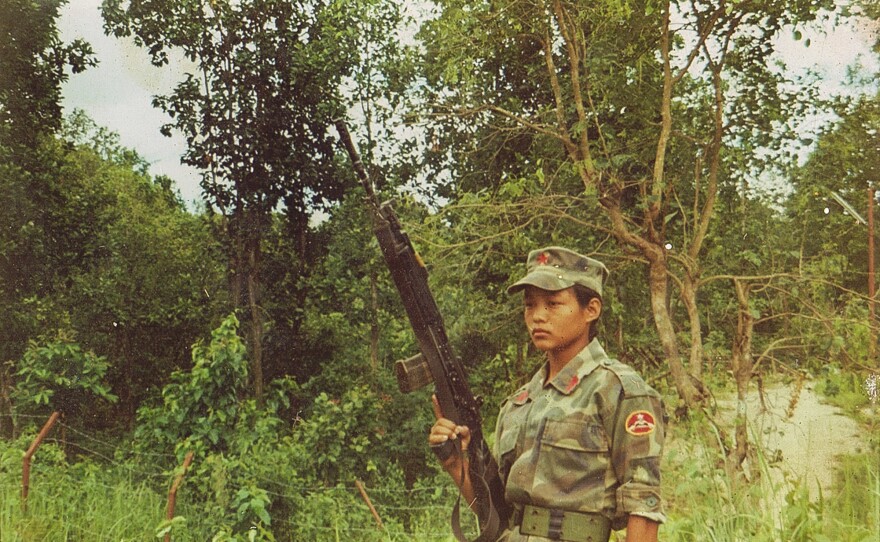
[493,339,666,538]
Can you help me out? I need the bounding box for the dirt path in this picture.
[704,380,876,529]
[718,381,866,501]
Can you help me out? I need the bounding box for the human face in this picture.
[523,286,598,366]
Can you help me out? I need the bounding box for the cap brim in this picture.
[506,271,575,295]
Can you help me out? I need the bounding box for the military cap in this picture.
[507,246,609,297]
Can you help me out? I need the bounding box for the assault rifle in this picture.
[335,119,509,542]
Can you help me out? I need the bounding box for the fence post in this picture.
[355,479,384,530]
[21,411,61,512]
[164,451,194,542]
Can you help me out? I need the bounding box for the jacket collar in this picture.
[511,339,610,404]
[542,339,608,395]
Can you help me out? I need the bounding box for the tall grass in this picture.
[660,379,879,542]
[1,469,164,541]
[660,427,878,541]
[1,409,877,541]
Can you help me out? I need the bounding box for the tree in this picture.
[0,0,96,417]
[791,94,880,290]
[416,0,835,413]
[786,92,880,367]
[0,1,96,436]
[102,0,413,400]
[57,113,228,423]
[0,0,95,147]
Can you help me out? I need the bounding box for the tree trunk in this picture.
[647,255,704,412]
[229,215,244,316]
[681,275,704,382]
[0,363,14,438]
[369,268,379,371]
[229,207,265,402]
[728,279,755,475]
[246,232,264,402]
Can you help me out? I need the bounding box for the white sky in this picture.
[58,2,878,210]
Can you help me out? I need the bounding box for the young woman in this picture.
[429,247,666,542]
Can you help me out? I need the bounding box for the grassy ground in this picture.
[1,375,877,541]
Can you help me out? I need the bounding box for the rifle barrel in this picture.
[334,119,377,201]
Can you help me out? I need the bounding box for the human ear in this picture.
[584,297,602,322]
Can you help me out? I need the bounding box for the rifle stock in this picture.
[335,119,509,542]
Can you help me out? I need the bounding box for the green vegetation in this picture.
[1,406,876,540]
[2,0,880,540]
[663,415,879,542]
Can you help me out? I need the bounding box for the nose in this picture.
[529,304,548,323]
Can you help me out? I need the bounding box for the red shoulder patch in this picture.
[564,374,579,393]
[514,390,529,404]
[625,410,656,436]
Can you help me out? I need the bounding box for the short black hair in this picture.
[572,284,601,341]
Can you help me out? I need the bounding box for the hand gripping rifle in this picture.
[335,120,509,542]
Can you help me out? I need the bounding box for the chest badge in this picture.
[625,410,656,436]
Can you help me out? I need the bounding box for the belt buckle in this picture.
[518,504,610,542]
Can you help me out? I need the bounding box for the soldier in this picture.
[429,246,666,542]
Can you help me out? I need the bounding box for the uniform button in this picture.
[645,496,658,508]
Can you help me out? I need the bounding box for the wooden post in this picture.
[21,411,61,512]
[164,451,194,542]
[355,479,384,529]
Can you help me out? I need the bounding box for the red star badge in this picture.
[536,252,550,265]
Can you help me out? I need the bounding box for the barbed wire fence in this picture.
[0,412,469,541]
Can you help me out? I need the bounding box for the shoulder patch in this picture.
[625,410,656,436]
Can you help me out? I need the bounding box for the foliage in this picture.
[0,1,95,390]
[102,0,370,217]
[12,335,116,424]
[129,313,423,538]
[134,314,255,456]
[0,436,163,541]
[413,0,845,414]
[295,387,388,484]
[789,91,880,294]
[826,451,880,540]
[782,90,880,367]
[131,313,288,536]
[1,401,876,541]
[662,412,878,542]
[101,0,415,399]
[815,363,877,420]
[2,1,880,541]
[0,0,95,147]
[53,113,229,422]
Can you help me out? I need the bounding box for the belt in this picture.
[513,504,611,542]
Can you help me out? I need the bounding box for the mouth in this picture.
[531,329,550,339]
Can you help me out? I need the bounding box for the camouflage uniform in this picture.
[493,339,666,540]
[497,247,666,540]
